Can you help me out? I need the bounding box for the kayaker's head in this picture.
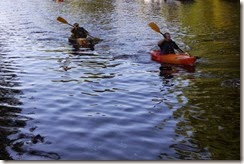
[73,23,79,28]
[164,32,171,41]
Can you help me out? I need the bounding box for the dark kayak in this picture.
[68,37,94,50]
[68,37,102,50]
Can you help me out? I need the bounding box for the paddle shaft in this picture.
[67,23,75,28]
[160,32,166,38]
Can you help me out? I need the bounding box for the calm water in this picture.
[0,0,240,160]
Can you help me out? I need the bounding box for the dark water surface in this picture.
[0,0,240,160]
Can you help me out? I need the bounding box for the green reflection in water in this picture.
[160,0,240,160]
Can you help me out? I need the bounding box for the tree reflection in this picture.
[176,0,195,4]
[150,0,240,160]
[0,53,24,159]
[168,78,240,159]
[62,0,116,20]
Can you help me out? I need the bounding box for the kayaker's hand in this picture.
[184,52,189,56]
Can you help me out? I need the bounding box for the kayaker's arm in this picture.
[71,27,76,33]
[177,48,190,55]
[172,41,185,54]
[158,40,167,54]
[81,27,89,37]
[158,39,163,47]
[176,48,184,53]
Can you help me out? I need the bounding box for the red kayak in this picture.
[150,50,196,66]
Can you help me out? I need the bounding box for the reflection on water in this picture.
[0,0,240,160]
[159,64,195,78]
[0,22,23,159]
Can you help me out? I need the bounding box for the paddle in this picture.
[148,22,166,38]
[56,16,102,42]
[57,16,74,27]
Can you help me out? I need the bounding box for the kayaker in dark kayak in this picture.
[70,23,94,50]
[71,23,89,38]
[158,32,187,55]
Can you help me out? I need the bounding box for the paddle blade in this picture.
[93,37,103,43]
[57,16,68,24]
[148,22,161,33]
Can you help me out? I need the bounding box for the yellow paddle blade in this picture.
[57,16,68,24]
[148,22,161,33]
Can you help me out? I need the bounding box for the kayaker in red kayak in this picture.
[158,32,187,55]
